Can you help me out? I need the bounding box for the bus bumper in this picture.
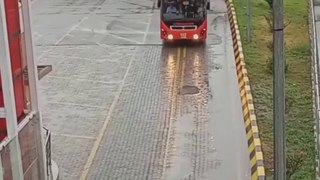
[161,30,207,41]
[160,22,207,41]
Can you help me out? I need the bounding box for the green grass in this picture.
[232,0,315,179]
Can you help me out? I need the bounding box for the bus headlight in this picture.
[168,34,173,40]
[193,34,199,40]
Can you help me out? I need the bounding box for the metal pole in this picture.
[246,0,252,42]
[273,0,286,178]
[21,0,47,178]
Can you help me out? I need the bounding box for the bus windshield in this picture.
[161,0,206,21]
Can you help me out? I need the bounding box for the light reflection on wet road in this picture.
[32,0,251,179]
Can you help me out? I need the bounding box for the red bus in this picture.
[158,0,210,41]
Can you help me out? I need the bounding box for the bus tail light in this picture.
[161,28,167,36]
[200,28,207,36]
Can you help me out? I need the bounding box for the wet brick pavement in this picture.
[31,0,251,179]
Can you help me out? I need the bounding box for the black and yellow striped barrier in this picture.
[225,0,266,179]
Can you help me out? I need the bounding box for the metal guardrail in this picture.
[308,0,320,178]
[43,126,53,180]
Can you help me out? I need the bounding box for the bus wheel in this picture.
[157,0,161,8]
[206,2,210,10]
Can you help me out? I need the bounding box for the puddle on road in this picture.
[180,85,200,95]
[210,63,222,71]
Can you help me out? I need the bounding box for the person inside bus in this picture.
[166,3,178,14]
[185,3,196,17]
[174,0,182,12]
[196,3,205,17]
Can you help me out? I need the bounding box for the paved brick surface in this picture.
[50,135,95,179]
[31,0,251,179]
[87,46,176,180]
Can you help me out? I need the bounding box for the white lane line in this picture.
[143,15,153,43]
[45,101,108,109]
[111,22,146,34]
[51,133,96,140]
[80,27,142,44]
[46,75,121,85]
[55,17,88,46]
[37,17,88,60]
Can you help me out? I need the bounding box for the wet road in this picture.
[32,0,251,179]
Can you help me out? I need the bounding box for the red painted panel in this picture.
[0,0,26,140]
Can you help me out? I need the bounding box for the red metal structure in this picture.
[0,0,55,179]
[158,0,210,41]
[0,0,26,141]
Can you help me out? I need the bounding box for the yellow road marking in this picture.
[162,46,186,177]
[178,46,185,115]
[178,46,186,113]
[162,47,185,177]
[181,46,186,88]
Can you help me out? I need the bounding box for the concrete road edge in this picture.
[224,0,266,179]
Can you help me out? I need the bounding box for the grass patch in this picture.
[232,0,315,179]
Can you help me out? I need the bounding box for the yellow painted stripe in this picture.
[249,143,255,153]
[242,68,248,74]
[250,114,257,121]
[257,167,265,174]
[248,103,254,110]
[246,92,253,98]
[183,46,187,58]
[245,118,251,127]
[227,0,266,177]
[252,126,259,134]
[243,76,249,82]
[240,89,246,97]
[251,171,258,179]
[243,107,249,115]
[256,152,264,160]
[247,131,253,139]
[250,156,257,165]
[242,98,248,106]
[239,79,245,86]
[162,47,181,176]
[253,138,261,146]
[162,47,185,178]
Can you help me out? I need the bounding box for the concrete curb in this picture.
[224,0,266,179]
[51,160,59,180]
